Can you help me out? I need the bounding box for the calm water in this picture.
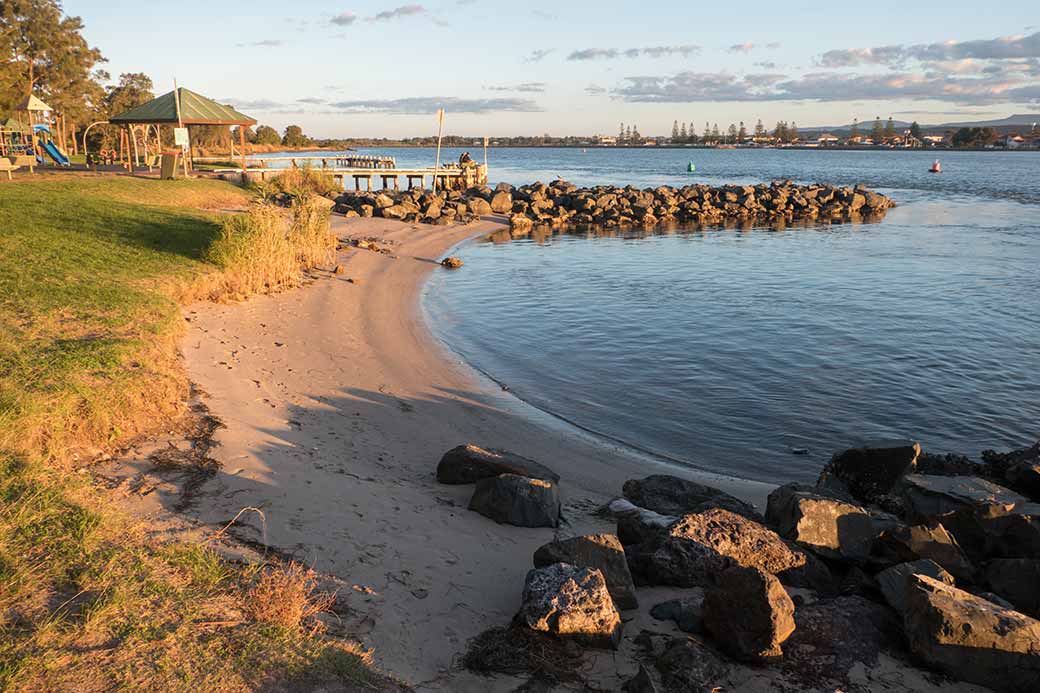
[338,147,1040,485]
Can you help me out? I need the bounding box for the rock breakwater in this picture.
[334,179,895,231]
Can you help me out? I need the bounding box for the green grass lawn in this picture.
[0,176,384,692]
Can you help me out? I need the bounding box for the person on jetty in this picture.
[459,151,475,167]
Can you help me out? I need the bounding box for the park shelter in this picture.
[109,87,256,170]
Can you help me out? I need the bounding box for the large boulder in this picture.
[628,508,831,589]
[903,574,1040,691]
[702,566,796,662]
[467,197,492,216]
[876,559,955,614]
[533,534,638,610]
[654,637,729,693]
[436,444,559,485]
[373,193,394,209]
[622,475,760,520]
[938,501,1040,565]
[817,440,920,503]
[489,190,513,213]
[898,474,1027,521]
[380,204,409,220]
[985,558,1040,618]
[468,474,560,528]
[874,522,976,582]
[765,483,879,562]
[518,563,621,649]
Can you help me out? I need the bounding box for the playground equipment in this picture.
[34,124,70,166]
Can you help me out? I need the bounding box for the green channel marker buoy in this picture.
[687,162,696,172]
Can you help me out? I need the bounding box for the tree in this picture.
[951,127,997,148]
[103,72,153,117]
[789,121,798,143]
[1,0,104,94]
[679,122,687,142]
[1,0,106,146]
[850,118,860,140]
[631,125,641,142]
[773,121,788,143]
[754,119,765,141]
[619,122,625,142]
[282,124,309,147]
[711,123,720,142]
[255,125,281,145]
[233,125,256,144]
[727,123,737,143]
[672,120,679,141]
[909,121,922,140]
[626,125,633,142]
[737,121,747,143]
[884,117,895,142]
[703,122,711,142]
[872,117,884,144]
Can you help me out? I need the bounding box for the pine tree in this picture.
[727,123,738,143]
[737,121,747,143]
[703,122,711,142]
[884,117,895,142]
[632,125,641,142]
[626,125,633,142]
[672,120,680,141]
[754,119,765,141]
[872,117,884,144]
[909,121,922,140]
[712,123,720,142]
[789,121,798,143]
[680,122,687,142]
[850,118,860,140]
[619,122,625,142]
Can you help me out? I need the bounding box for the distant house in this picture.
[922,135,946,146]
[596,136,617,145]
[1005,134,1026,149]
[643,140,657,146]
[814,133,840,147]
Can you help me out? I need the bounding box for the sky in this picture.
[69,0,1040,138]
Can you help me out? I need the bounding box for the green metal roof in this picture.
[109,88,256,126]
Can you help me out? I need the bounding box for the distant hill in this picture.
[798,113,1040,136]
[937,113,1040,128]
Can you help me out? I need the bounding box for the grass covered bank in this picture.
[0,176,389,691]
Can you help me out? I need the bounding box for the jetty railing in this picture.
[213,160,488,192]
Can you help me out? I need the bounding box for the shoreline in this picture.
[175,215,774,688]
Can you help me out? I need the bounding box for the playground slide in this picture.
[42,140,70,167]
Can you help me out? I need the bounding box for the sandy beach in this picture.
[158,215,775,688]
[90,212,997,692]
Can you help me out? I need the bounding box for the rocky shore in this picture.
[333,179,896,232]
[445,440,1040,692]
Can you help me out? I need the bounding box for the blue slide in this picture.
[42,139,70,167]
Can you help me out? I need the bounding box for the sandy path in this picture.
[177,215,775,689]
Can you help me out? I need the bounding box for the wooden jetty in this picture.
[213,155,488,191]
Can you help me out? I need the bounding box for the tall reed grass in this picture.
[205,196,335,300]
[255,165,341,203]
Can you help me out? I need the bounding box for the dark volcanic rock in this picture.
[655,637,729,693]
[436,444,559,485]
[628,508,832,590]
[765,483,879,562]
[876,559,955,614]
[898,473,1027,521]
[874,522,976,582]
[702,566,796,662]
[939,501,1040,563]
[903,574,1040,692]
[608,499,678,546]
[817,440,920,504]
[468,474,560,528]
[518,563,622,649]
[533,534,638,610]
[985,558,1040,618]
[623,475,760,520]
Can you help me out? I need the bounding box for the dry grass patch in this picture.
[246,562,336,632]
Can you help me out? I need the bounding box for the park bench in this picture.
[0,158,20,180]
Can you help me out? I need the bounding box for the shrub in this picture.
[268,165,341,200]
[205,197,336,300]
